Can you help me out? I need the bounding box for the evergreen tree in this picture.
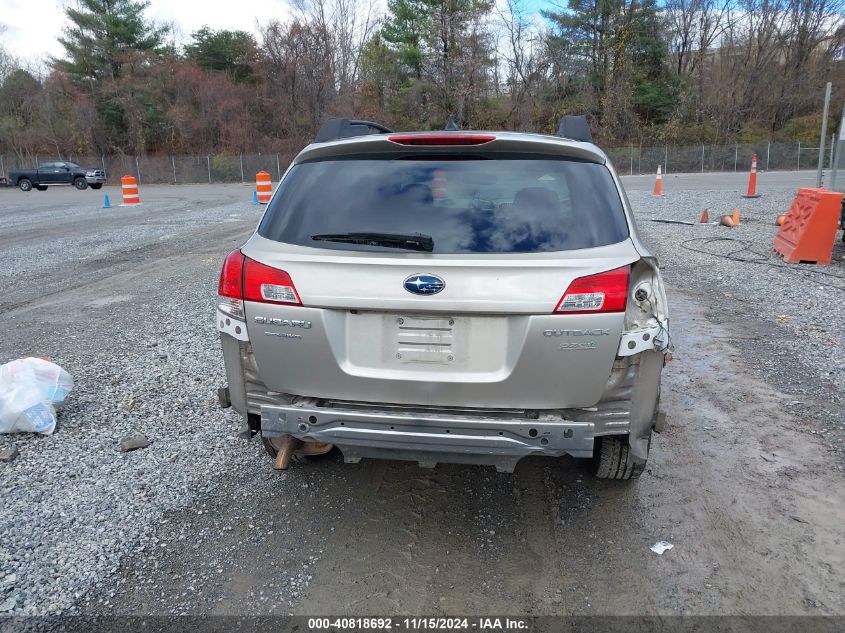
[544,0,679,133]
[56,0,165,83]
[54,0,167,153]
[378,0,494,126]
[628,0,678,125]
[381,0,433,77]
[185,27,258,84]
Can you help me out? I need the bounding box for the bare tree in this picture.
[0,25,19,82]
[497,0,549,129]
[292,0,380,95]
[664,0,732,76]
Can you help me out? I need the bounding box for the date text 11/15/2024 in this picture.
[307,617,529,631]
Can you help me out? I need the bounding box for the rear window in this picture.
[258,156,629,254]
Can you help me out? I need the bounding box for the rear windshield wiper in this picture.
[310,232,434,252]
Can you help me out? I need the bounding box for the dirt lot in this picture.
[1,173,843,618]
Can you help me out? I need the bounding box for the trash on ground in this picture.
[0,446,20,462]
[0,357,73,435]
[119,432,150,453]
[650,540,674,555]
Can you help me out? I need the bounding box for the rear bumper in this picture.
[261,402,594,472]
[220,334,663,472]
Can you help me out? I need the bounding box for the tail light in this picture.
[555,266,630,314]
[218,250,246,319]
[217,250,301,320]
[243,258,301,305]
[387,134,496,146]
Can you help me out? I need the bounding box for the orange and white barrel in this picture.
[121,175,140,205]
[256,171,272,204]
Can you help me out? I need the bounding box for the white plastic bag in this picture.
[0,358,73,435]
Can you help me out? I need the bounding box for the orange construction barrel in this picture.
[256,171,272,204]
[121,175,140,205]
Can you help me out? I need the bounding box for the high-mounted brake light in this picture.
[555,266,630,314]
[243,258,301,306]
[387,134,496,146]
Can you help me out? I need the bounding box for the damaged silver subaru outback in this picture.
[216,116,670,479]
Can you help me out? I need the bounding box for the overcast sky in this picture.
[0,0,294,63]
[1,0,549,68]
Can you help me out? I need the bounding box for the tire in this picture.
[35,185,48,191]
[18,178,32,192]
[73,177,88,190]
[590,434,648,480]
[90,183,103,190]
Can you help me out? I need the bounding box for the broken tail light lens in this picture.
[243,258,302,306]
[556,265,630,314]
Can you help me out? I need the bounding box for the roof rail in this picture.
[556,116,592,143]
[445,115,460,131]
[314,118,394,143]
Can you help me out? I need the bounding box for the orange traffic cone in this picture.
[699,208,709,223]
[720,215,736,227]
[653,165,665,197]
[776,214,786,226]
[742,154,762,199]
[731,207,740,225]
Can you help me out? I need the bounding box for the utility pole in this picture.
[817,82,832,188]
[830,100,845,192]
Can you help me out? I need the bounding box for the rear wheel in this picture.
[73,177,88,190]
[590,434,648,480]
[18,178,32,192]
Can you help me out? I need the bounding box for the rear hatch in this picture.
[242,138,638,409]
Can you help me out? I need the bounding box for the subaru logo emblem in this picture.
[404,274,445,296]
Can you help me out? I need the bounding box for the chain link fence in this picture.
[0,141,837,184]
[605,140,836,175]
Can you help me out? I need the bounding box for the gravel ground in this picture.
[629,185,845,448]
[0,187,266,616]
[0,176,843,619]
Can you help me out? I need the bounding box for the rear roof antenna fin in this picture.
[445,115,460,131]
[556,115,593,143]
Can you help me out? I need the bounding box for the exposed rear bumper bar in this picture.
[261,403,595,473]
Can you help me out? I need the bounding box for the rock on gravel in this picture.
[119,433,150,453]
[0,446,19,462]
